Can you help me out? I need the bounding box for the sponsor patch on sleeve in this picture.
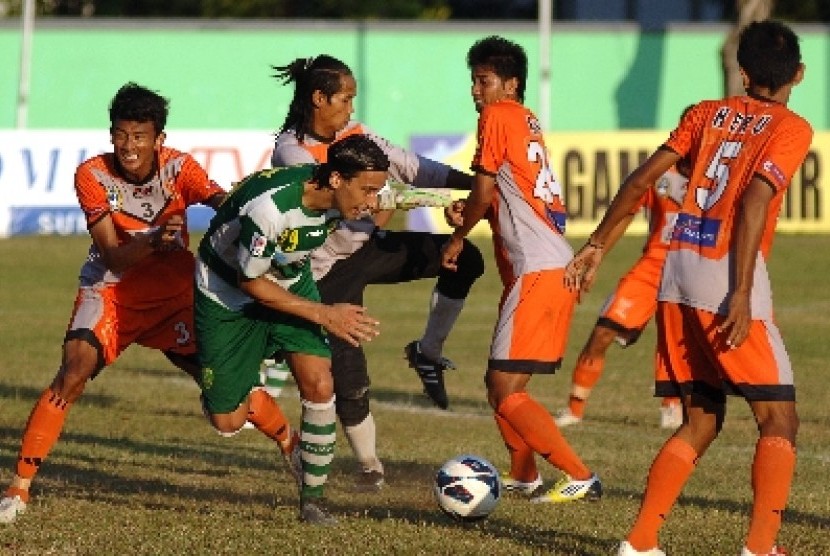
[761,159,787,187]
[249,231,268,257]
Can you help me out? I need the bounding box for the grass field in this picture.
[0,233,828,555]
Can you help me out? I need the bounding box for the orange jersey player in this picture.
[442,35,601,505]
[0,83,225,524]
[75,145,222,311]
[556,167,688,429]
[566,20,811,556]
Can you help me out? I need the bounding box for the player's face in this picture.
[111,120,163,182]
[470,65,518,112]
[331,170,387,219]
[315,74,357,138]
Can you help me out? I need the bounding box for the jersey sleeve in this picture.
[272,133,317,167]
[360,124,451,189]
[663,101,707,157]
[472,105,507,176]
[754,116,813,192]
[74,162,110,229]
[177,153,225,206]
[236,199,282,280]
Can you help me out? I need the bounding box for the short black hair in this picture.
[109,82,168,135]
[737,20,801,94]
[466,35,528,102]
[272,55,353,141]
[315,134,389,186]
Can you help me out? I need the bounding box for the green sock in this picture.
[299,396,336,499]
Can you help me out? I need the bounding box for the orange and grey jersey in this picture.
[639,168,688,261]
[658,95,813,318]
[74,147,223,309]
[472,99,571,283]
[272,120,456,278]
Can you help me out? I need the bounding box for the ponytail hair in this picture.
[272,55,353,141]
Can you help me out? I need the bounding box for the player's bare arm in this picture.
[719,176,775,349]
[442,172,495,271]
[239,274,380,347]
[565,149,679,293]
[89,213,184,273]
[444,199,466,228]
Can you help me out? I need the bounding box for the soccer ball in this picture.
[433,454,501,521]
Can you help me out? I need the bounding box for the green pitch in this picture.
[0,233,827,555]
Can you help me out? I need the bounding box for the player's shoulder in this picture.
[778,107,813,136]
[75,152,113,181]
[336,120,369,138]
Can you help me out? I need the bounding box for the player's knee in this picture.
[455,240,485,280]
[336,387,370,427]
[437,243,484,299]
[52,364,95,403]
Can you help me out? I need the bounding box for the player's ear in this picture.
[327,170,342,190]
[792,62,805,86]
[739,68,750,92]
[504,77,519,98]
[311,89,327,109]
[154,131,166,150]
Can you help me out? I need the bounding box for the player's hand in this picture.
[564,244,604,298]
[321,303,380,347]
[151,215,185,252]
[441,234,465,271]
[444,200,465,228]
[718,291,751,349]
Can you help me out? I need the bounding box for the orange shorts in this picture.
[489,269,576,374]
[597,253,662,345]
[65,284,196,369]
[654,301,795,402]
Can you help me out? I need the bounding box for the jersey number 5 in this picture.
[696,140,742,210]
[527,141,562,203]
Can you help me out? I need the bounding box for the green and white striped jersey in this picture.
[196,164,337,310]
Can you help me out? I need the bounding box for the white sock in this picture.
[419,290,464,362]
[344,413,383,474]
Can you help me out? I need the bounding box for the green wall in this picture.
[1,19,827,144]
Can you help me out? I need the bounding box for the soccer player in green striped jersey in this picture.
[195,134,389,524]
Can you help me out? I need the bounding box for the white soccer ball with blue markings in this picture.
[433,454,501,521]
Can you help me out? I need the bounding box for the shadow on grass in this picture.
[604,483,830,530]
[0,382,119,408]
[369,384,491,415]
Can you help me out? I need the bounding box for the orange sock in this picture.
[494,412,538,482]
[16,388,71,480]
[627,437,697,551]
[497,392,591,480]
[247,388,291,446]
[568,358,604,417]
[4,487,30,503]
[745,437,796,555]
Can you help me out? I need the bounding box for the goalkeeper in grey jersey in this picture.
[271,55,485,493]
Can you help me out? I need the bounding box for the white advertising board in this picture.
[0,130,275,237]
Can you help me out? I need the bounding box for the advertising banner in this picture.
[0,130,825,237]
[409,131,827,236]
[0,130,274,237]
